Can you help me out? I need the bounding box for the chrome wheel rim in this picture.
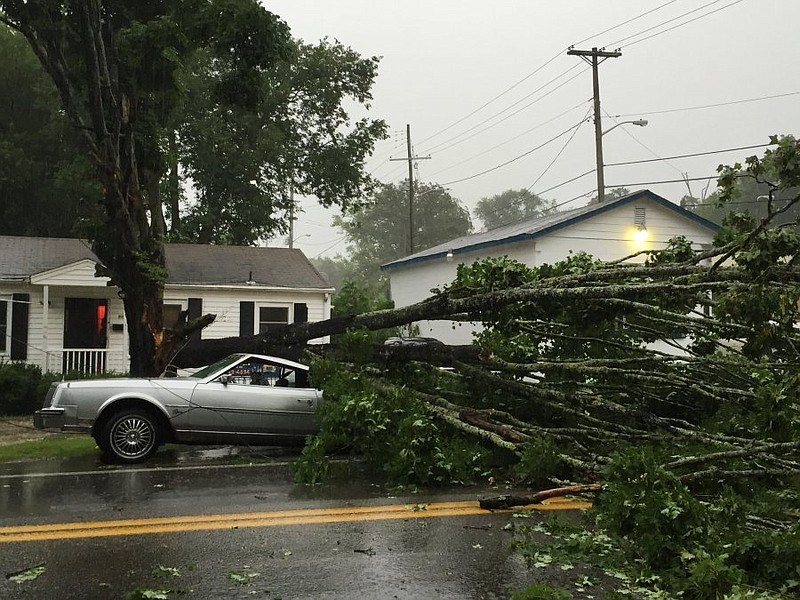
[110,415,155,459]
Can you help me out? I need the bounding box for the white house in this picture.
[381,190,720,345]
[0,236,333,374]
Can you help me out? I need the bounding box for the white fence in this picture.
[45,349,126,375]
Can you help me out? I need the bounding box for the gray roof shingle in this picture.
[0,236,331,289]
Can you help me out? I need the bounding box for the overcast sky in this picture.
[263,0,800,258]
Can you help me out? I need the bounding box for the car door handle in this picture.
[297,398,313,406]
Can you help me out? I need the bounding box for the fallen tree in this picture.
[172,141,800,500]
[220,138,800,597]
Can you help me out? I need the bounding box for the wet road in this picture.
[0,448,588,599]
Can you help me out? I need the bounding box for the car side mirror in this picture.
[218,375,229,385]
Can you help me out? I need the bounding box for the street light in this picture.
[288,233,310,249]
[596,118,648,203]
[602,119,648,137]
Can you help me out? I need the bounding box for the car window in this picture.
[191,354,244,379]
[213,357,311,388]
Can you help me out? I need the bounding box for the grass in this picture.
[0,435,98,462]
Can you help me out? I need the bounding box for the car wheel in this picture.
[102,409,161,463]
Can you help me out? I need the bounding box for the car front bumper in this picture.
[33,408,66,430]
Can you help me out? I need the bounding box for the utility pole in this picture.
[567,47,621,204]
[288,187,295,248]
[390,124,430,255]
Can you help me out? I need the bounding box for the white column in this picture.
[41,285,50,371]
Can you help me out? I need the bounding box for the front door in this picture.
[63,297,108,372]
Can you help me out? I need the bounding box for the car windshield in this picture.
[190,354,245,379]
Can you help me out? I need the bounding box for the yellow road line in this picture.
[0,498,591,544]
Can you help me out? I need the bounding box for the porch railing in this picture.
[45,349,125,375]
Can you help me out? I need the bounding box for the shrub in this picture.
[0,361,46,415]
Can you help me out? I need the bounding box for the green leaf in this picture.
[7,564,46,583]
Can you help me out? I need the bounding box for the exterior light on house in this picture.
[446,250,454,262]
[633,225,649,242]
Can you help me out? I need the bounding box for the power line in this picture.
[416,51,564,146]
[572,0,682,46]
[419,0,692,150]
[605,143,773,167]
[608,175,719,187]
[527,109,592,191]
[607,0,729,47]
[420,64,587,155]
[612,0,748,49]
[312,235,348,258]
[441,119,588,187]
[469,114,590,230]
[615,91,800,118]
[426,100,589,178]
[537,169,596,196]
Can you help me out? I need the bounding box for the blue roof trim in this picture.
[381,189,720,271]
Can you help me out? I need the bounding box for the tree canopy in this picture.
[589,185,631,204]
[0,1,386,374]
[0,25,100,237]
[474,188,556,230]
[333,180,473,279]
[175,38,387,245]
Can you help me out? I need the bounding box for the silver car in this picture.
[34,353,322,463]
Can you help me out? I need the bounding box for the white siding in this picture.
[164,285,330,344]
[0,282,127,373]
[30,259,111,287]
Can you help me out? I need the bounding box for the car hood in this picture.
[58,377,199,390]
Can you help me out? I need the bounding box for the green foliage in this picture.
[295,360,487,486]
[510,583,572,600]
[334,180,473,279]
[177,36,387,244]
[697,135,800,229]
[514,438,563,485]
[330,280,399,343]
[441,256,537,300]
[0,362,49,415]
[571,447,799,597]
[333,280,393,315]
[514,480,799,598]
[475,188,557,231]
[589,187,631,205]
[0,25,101,237]
[0,363,127,416]
[596,448,711,570]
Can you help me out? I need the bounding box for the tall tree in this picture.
[0,2,385,374]
[475,188,556,230]
[175,38,386,244]
[589,186,630,204]
[334,181,473,279]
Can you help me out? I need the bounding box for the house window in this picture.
[163,304,184,330]
[258,306,290,333]
[0,298,9,353]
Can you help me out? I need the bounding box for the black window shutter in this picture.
[294,303,308,324]
[10,293,29,360]
[240,301,254,336]
[187,298,202,340]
